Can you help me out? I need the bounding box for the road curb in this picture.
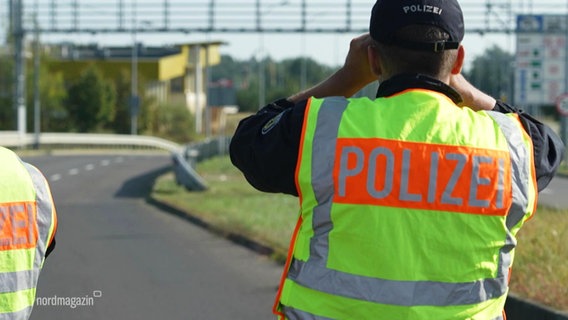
[506,293,568,320]
[146,195,286,262]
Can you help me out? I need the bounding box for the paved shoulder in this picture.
[538,175,568,209]
[26,154,282,320]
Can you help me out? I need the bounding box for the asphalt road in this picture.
[537,174,568,209]
[23,154,283,320]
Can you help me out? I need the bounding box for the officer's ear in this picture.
[451,45,465,75]
[368,44,383,80]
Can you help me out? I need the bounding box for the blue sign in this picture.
[517,15,544,33]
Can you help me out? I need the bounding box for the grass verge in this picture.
[508,206,568,311]
[151,156,298,261]
[150,156,568,313]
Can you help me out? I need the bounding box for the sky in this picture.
[2,1,566,69]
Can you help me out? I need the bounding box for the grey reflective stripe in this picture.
[487,111,533,284]
[284,300,504,320]
[486,112,532,230]
[0,305,33,320]
[309,97,348,265]
[0,269,37,293]
[22,162,55,270]
[283,306,334,320]
[288,259,507,307]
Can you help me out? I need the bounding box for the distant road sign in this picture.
[515,14,567,106]
[555,94,568,116]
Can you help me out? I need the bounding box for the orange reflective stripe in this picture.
[0,202,38,251]
[273,216,303,319]
[333,138,513,215]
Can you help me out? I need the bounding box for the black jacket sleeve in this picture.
[229,99,307,196]
[493,100,566,191]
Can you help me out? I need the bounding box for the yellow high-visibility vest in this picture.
[0,147,57,319]
[274,90,537,320]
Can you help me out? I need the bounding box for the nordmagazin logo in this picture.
[36,290,102,309]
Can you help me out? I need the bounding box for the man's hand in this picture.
[287,34,378,103]
[449,74,496,111]
[340,33,377,89]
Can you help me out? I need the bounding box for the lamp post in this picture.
[130,0,139,135]
[33,0,40,148]
[11,0,26,141]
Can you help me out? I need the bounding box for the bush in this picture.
[147,103,196,143]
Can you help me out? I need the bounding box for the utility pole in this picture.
[33,0,41,149]
[11,0,26,141]
[130,0,139,135]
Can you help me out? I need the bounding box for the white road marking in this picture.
[49,157,129,182]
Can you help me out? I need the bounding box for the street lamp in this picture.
[130,0,139,135]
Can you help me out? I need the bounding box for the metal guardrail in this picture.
[0,131,183,153]
[0,131,224,192]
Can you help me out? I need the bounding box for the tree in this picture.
[110,68,154,134]
[464,45,514,102]
[211,55,334,112]
[65,65,116,132]
[147,102,194,143]
[110,69,131,134]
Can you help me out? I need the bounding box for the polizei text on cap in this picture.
[403,5,443,15]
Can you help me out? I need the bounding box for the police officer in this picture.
[0,147,57,319]
[230,0,565,319]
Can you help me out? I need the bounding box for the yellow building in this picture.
[49,41,224,133]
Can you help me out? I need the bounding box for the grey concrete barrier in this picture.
[172,136,231,191]
[172,152,207,192]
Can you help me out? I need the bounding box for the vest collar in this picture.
[376,74,463,104]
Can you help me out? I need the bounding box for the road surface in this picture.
[537,174,568,209]
[24,154,283,320]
